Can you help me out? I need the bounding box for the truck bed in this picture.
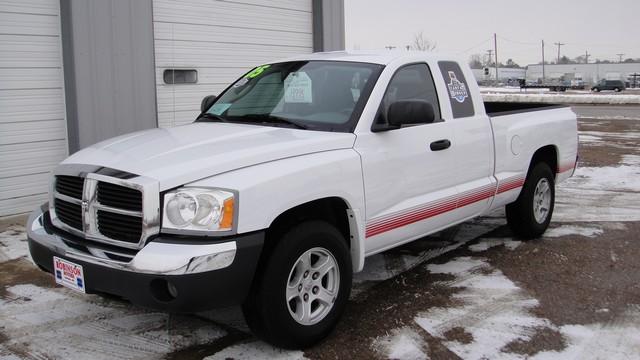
[484,101,566,117]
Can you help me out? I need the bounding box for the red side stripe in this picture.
[366,175,528,238]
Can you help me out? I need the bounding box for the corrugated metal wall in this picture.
[60,0,158,152]
[152,0,315,128]
[0,0,67,217]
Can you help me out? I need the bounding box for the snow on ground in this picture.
[578,134,603,144]
[204,341,307,360]
[581,115,640,121]
[530,308,640,360]
[554,161,640,222]
[468,238,521,252]
[415,257,551,360]
[353,217,500,285]
[405,255,640,360]
[482,92,640,105]
[0,284,226,360]
[372,327,428,360]
[544,225,603,238]
[0,225,28,262]
[480,86,548,94]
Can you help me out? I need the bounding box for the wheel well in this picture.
[264,197,351,254]
[528,145,558,177]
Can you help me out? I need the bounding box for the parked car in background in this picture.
[591,79,625,92]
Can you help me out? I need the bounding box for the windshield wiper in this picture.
[238,114,308,130]
[196,112,229,123]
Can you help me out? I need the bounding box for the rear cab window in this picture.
[438,61,475,118]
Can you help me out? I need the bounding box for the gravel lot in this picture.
[1,105,639,360]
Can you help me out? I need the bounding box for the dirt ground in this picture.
[1,105,639,360]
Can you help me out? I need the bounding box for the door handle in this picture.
[430,139,451,151]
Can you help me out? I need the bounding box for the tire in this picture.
[506,162,555,239]
[242,220,352,349]
[592,87,600,92]
[614,87,621,92]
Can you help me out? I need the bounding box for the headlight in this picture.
[162,188,235,233]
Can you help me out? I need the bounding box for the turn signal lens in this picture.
[219,197,234,230]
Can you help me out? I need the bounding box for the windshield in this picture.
[200,61,383,132]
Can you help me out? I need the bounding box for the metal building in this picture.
[0,0,345,220]
[526,63,640,86]
[470,67,526,84]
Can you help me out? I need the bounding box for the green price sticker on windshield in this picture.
[246,64,270,79]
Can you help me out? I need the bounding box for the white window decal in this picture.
[446,71,468,103]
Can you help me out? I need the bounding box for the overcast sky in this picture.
[344,0,640,66]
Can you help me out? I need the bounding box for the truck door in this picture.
[354,63,458,254]
[437,61,495,220]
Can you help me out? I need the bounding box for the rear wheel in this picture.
[592,87,600,92]
[614,87,621,92]
[242,220,352,349]
[506,163,555,239]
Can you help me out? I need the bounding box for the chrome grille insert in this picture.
[49,166,160,250]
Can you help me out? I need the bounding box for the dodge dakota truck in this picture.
[27,51,578,348]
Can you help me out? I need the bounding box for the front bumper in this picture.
[27,204,264,312]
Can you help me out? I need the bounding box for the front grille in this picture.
[50,167,158,250]
[96,210,142,243]
[54,199,83,230]
[56,176,84,199]
[97,182,142,211]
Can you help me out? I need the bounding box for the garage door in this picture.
[153,0,314,128]
[0,0,67,217]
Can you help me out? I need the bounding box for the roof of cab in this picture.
[278,50,447,65]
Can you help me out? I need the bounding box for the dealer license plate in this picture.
[53,257,86,293]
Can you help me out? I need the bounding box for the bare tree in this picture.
[411,32,436,51]
[469,54,483,69]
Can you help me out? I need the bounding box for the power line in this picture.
[456,38,492,54]
[496,35,538,46]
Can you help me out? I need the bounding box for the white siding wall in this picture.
[0,0,66,217]
[152,0,314,128]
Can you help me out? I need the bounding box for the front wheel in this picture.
[242,220,352,349]
[506,163,555,239]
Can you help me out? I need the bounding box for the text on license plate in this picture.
[53,256,86,293]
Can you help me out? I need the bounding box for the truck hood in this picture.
[62,123,356,190]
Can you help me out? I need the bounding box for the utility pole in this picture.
[494,33,499,84]
[617,53,625,63]
[554,42,565,63]
[584,50,590,64]
[541,40,546,81]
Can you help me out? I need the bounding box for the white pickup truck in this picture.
[27,51,577,348]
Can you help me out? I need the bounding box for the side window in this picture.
[378,64,441,126]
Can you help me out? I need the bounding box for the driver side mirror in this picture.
[387,100,436,127]
[200,95,217,113]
